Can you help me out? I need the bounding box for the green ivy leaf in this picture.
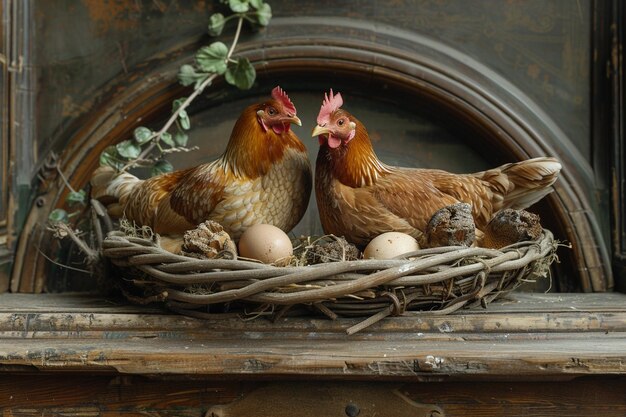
[173,98,186,111]
[179,110,191,130]
[196,42,229,75]
[160,132,175,147]
[99,146,125,170]
[249,0,263,8]
[256,2,271,26]
[228,0,249,13]
[225,57,255,90]
[151,160,174,177]
[178,64,200,87]
[116,140,141,159]
[133,126,153,144]
[174,131,189,147]
[208,13,226,36]
[66,190,86,206]
[49,208,69,224]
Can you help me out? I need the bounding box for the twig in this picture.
[161,145,200,155]
[91,204,104,251]
[346,308,391,335]
[56,164,77,194]
[227,16,245,58]
[54,222,98,262]
[314,303,338,320]
[37,248,92,275]
[91,199,114,233]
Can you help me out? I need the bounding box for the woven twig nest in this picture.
[101,228,558,334]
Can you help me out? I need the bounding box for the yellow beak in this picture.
[312,125,330,137]
[286,115,302,126]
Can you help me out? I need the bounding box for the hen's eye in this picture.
[267,107,277,115]
[338,119,345,126]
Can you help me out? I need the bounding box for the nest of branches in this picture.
[100,225,558,334]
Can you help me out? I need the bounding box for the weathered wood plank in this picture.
[404,378,626,416]
[2,292,625,313]
[479,292,626,312]
[0,293,626,337]
[1,335,626,377]
[2,375,241,409]
[0,293,164,313]
[1,310,625,338]
[1,292,626,378]
[2,377,626,417]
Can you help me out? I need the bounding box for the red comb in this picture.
[317,89,343,125]
[271,86,296,115]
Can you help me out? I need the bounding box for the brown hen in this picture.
[311,90,561,247]
[91,87,312,251]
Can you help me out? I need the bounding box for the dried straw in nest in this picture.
[101,227,559,334]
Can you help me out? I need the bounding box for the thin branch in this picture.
[121,78,212,172]
[122,16,245,172]
[56,165,77,193]
[54,222,99,261]
[37,248,92,275]
[227,16,244,58]
[161,145,200,155]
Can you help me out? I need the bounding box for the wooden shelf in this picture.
[1,292,626,379]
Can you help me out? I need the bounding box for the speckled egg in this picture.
[238,224,293,264]
[363,232,420,259]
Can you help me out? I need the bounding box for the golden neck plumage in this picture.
[317,118,391,188]
[221,105,306,179]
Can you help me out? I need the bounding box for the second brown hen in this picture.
[311,90,561,247]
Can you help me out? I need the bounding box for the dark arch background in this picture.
[12,18,611,293]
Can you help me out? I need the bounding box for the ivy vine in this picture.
[50,0,271,224]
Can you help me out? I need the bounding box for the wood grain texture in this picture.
[2,293,626,416]
[2,377,626,417]
[0,293,626,379]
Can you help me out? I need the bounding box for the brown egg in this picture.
[363,232,420,259]
[238,224,293,264]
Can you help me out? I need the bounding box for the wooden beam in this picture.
[2,377,626,417]
[0,293,625,379]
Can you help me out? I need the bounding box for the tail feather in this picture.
[477,157,562,212]
[90,166,142,217]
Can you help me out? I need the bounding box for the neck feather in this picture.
[221,104,306,178]
[317,119,391,187]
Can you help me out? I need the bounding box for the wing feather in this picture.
[153,161,229,234]
[372,169,465,229]
[324,168,499,246]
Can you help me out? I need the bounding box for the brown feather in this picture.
[315,111,561,247]
[91,93,312,248]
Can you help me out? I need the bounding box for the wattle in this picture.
[327,133,342,149]
[272,123,289,134]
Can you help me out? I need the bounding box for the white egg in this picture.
[363,232,420,259]
[238,224,293,264]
